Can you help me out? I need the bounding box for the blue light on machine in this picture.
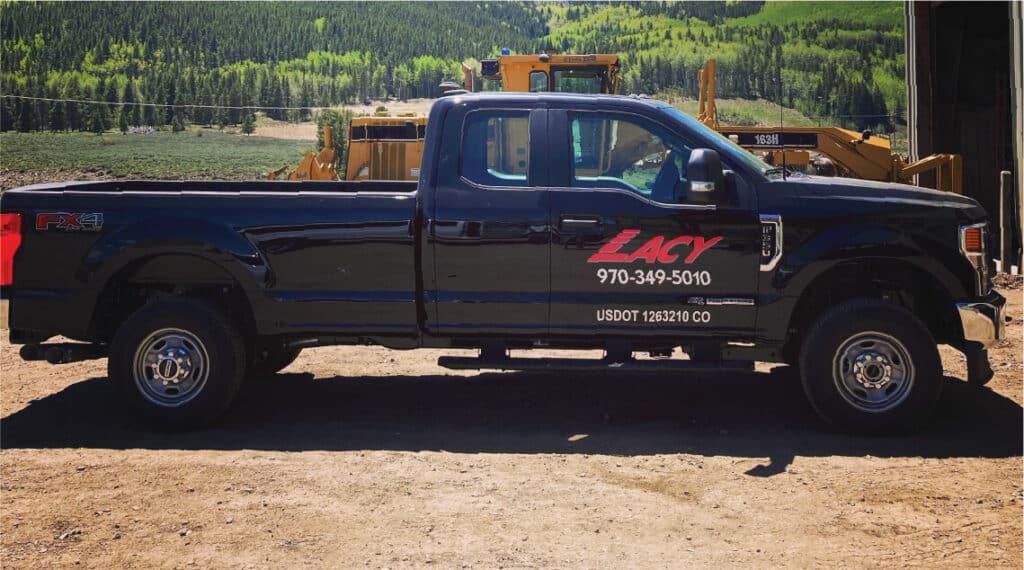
[500,48,511,56]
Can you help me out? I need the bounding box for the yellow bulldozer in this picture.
[697,59,963,193]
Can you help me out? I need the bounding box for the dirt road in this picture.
[2,287,1021,568]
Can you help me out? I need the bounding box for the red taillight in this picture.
[963,227,983,253]
[1,213,22,287]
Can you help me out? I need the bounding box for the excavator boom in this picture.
[696,59,963,193]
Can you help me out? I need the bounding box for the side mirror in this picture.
[688,149,723,193]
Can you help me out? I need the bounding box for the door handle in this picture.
[560,216,601,230]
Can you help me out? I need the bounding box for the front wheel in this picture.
[109,299,247,428]
[799,299,943,432]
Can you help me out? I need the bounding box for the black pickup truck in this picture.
[0,92,1008,431]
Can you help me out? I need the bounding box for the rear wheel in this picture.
[109,299,247,428]
[799,298,943,432]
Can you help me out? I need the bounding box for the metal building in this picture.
[906,0,1023,271]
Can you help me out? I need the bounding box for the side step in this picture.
[437,356,753,372]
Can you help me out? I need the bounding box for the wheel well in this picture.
[89,254,256,342]
[783,259,959,362]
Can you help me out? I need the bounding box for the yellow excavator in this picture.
[269,53,622,182]
[480,53,620,94]
[697,59,963,193]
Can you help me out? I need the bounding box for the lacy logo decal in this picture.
[587,229,722,264]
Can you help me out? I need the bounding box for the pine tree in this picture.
[97,79,114,131]
[316,108,353,173]
[87,104,107,134]
[16,96,34,132]
[119,108,129,134]
[124,80,141,127]
[240,109,255,135]
[47,85,67,132]
[298,80,313,121]
[61,76,81,131]
[172,111,185,132]
[0,96,16,131]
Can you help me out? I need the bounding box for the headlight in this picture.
[959,222,990,296]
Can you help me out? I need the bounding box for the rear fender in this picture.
[83,218,269,297]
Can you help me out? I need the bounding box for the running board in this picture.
[437,356,753,372]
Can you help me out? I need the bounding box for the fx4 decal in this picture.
[587,229,722,264]
[35,212,104,232]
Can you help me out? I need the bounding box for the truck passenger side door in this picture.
[547,109,761,339]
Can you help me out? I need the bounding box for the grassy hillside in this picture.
[730,1,902,27]
[540,1,904,132]
[2,2,904,133]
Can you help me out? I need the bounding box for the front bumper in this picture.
[956,291,1007,348]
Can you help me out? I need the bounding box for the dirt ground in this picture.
[1,285,1021,568]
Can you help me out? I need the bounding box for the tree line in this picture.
[1,1,905,133]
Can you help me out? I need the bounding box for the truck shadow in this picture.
[2,366,1021,473]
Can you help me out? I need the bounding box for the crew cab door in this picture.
[426,106,550,335]
[547,109,760,338]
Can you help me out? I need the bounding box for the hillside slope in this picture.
[1,1,904,133]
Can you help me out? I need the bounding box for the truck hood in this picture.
[784,175,985,220]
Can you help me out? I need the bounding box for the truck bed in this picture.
[2,179,421,341]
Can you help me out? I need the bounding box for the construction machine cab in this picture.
[481,54,621,95]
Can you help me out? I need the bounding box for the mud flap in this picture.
[965,346,994,386]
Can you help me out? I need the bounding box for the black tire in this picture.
[798,298,943,432]
[249,346,302,378]
[109,299,247,429]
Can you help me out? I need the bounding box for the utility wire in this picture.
[0,92,335,110]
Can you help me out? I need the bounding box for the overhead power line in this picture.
[0,92,333,110]
[808,112,905,119]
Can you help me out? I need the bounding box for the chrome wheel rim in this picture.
[832,331,915,413]
[132,328,210,407]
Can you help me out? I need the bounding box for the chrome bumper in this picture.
[957,292,1007,348]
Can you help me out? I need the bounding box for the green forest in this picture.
[0,1,905,133]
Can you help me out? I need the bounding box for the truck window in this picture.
[569,112,695,204]
[461,110,531,187]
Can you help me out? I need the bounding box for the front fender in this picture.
[754,223,969,346]
[774,223,969,299]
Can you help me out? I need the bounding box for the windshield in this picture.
[552,68,607,94]
[659,106,772,176]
